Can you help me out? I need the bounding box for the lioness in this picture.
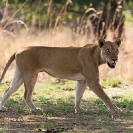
[0,39,122,114]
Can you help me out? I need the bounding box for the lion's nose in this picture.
[112,58,118,63]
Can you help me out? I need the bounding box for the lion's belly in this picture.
[66,73,85,80]
[45,71,85,81]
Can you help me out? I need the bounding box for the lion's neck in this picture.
[95,46,106,66]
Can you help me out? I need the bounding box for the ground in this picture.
[0,79,133,133]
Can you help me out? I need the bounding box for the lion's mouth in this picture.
[107,61,116,69]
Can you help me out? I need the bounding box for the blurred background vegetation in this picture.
[0,0,132,40]
[0,0,133,80]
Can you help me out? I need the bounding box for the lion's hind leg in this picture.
[23,72,39,112]
[75,80,87,113]
[0,66,23,111]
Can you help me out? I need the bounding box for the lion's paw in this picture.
[110,107,122,114]
[75,108,81,114]
[31,108,43,114]
[75,109,78,113]
[75,108,88,114]
[0,106,7,112]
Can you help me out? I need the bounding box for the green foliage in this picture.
[0,0,129,31]
[0,0,129,40]
[124,10,133,24]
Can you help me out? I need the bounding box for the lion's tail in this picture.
[0,53,16,83]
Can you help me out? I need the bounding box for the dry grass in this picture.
[0,0,131,81]
[0,24,133,82]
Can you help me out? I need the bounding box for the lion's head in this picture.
[98,38,121,69]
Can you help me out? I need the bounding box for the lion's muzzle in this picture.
[107,58,118,69]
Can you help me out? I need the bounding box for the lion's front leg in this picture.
[88,82,122,114]
[80,62,122,114]
[74,80,87,113]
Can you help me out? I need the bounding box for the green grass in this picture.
[100,78,121,88]
[0,80,133,132]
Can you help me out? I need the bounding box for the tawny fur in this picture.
[0,39,122,114]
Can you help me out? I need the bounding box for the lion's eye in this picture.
[116,49,118,52]
[106,49,110,53]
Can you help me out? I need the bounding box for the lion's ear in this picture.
[98,39,105,48]
[115,38,121,47]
